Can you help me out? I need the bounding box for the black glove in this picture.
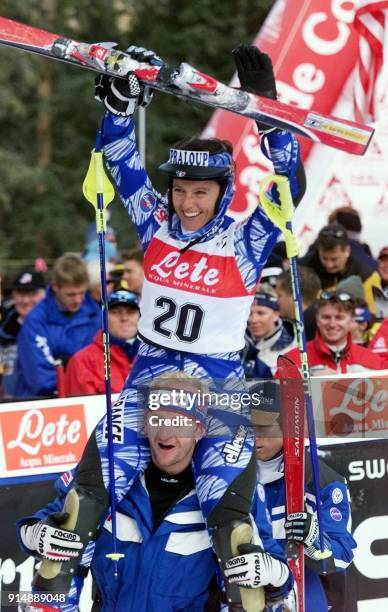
[95,45,161,116]
[232,44,277,132]
[285,511,318,546]
[95,72,142,116]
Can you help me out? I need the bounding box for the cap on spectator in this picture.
[249,380,281,426]
[12,271,46,291]
[377,246,388,260]
[108,289,140,310]
[354,305,371,323]
[259,266,283,289]
[336,275,365,301]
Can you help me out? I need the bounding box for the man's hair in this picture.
[316,295,355,315]
[52,253,88,287]
[328,206,362,234]
[317,224,350,251]
[150,371,209,395]
[277,265,321,306]
[173,136,233,156]
[121,247,144,265]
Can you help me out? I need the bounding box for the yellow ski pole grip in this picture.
[231,523,265,612]
[259,174,298,259]
[82,148,115,232]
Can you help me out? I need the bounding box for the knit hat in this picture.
[336,275,365,301]
[253,289,280,311]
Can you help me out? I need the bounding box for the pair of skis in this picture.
[0,15,374,155]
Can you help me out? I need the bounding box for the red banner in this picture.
[203,0,361,217]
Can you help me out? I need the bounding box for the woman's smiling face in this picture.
[171,179,221,231]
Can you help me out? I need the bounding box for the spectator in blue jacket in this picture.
[0,271,46,399]
[14,253,100,398]
[17,372,293,611]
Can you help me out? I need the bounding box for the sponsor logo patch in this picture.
[140,193,156,212]
[222,425,248,464]
[168,149,209,167]
[332,487,343,504]
[330,507,342,522]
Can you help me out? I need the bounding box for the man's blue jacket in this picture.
[15,287,100,397]
[18,471,293,611]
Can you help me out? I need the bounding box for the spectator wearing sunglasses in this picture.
[300,224,381,315]
[65,290,140,396]
[283,290,384,376]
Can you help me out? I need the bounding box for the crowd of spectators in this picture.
[0,205,387,401]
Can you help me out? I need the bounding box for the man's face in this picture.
[108,305,139,340]
[318,245,350,274]
[172,179,220,232]
[254,420,283,461]
[316,302,354,346]
[378,256,388,284]
[122,260,144,294]
[13,289,45,319]
[52,283,87,313]
[146,409,203,475]
[248,304,279,339]
[275,286,294,319]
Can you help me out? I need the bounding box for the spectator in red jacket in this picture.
[284,290,384,375]
[65,290,140,396]
[368,318,388,368]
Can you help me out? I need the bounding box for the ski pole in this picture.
[82,131,124,575]
[259,175,331,566]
